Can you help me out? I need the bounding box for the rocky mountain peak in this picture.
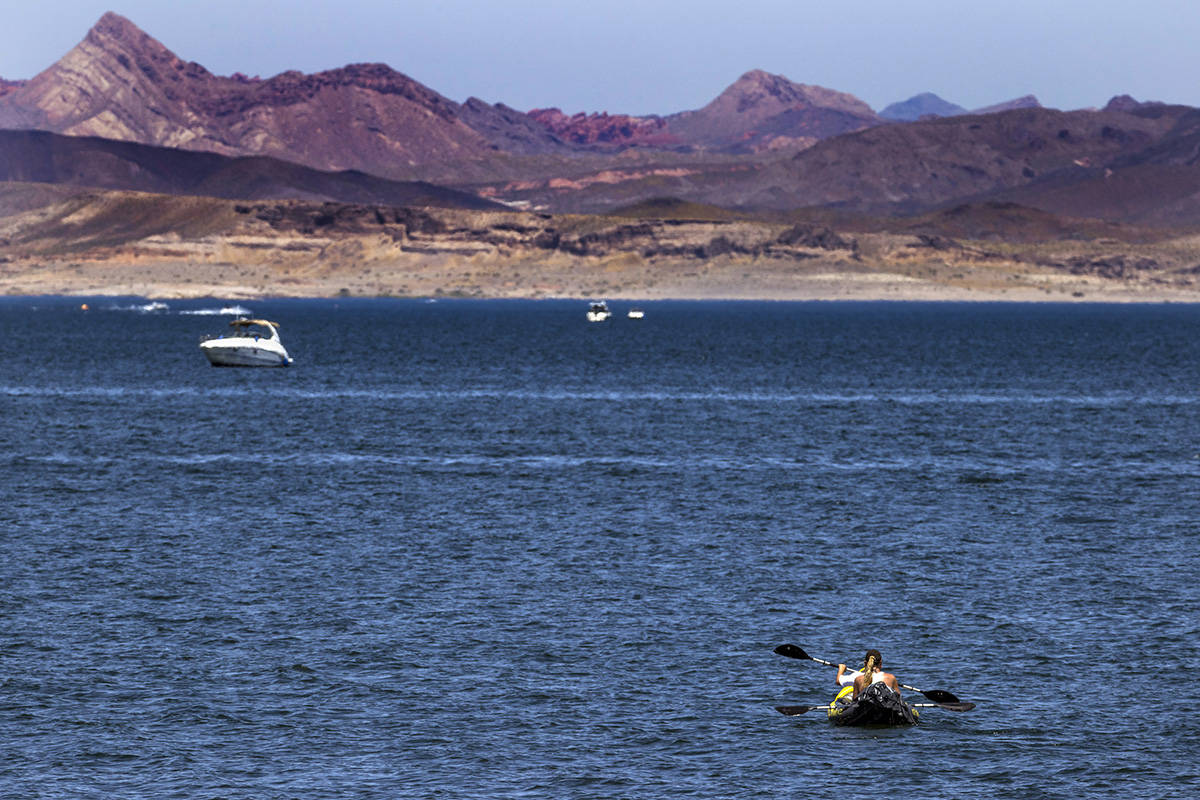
[971,95,1042,115]
[1103,94,1167,113]
[880,92,967,121]
[235,62,459,119]
[0,12,497,174]
[1105,94,1140,112]
[91,11,152,43]
[661,70,879,148]
[83,11,215,82]
[0,12,214,140]
[715,70,875,118]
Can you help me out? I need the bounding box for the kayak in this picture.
[827,683,919,726]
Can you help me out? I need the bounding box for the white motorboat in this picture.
[627,308,644,319]
[587,301,612,322]
[199,318,293,367]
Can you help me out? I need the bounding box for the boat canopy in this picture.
[228,319,281,328]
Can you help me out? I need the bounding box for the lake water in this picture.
[1,297,1197,799]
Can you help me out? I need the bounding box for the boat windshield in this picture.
[228,319,278,339]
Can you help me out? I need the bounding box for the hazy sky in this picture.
[2,1,1197,115]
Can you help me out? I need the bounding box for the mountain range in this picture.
[0,14,902,166]
[3,12,1200,229]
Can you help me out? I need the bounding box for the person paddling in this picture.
[850,649,901,700]
[834,662,862,688]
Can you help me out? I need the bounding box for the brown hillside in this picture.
[484,103,1200,224]
[992,163,1200,228]
[896,201,1158,243]
[0,130,500,210]
[771,106,1187,212]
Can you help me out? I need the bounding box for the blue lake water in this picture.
[1,297,1198,798]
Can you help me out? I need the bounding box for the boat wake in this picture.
[90,302,253,316]
[106,301,170,313]
[2,384,1197,407]
[180,305,252,316]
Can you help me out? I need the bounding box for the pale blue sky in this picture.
[2,1,1197,115]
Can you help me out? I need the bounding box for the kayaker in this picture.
[850,649,901,699]
[834,663,862,687]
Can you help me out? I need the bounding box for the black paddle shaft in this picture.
[773,643,964,705]
[775,700,974,717]
[775,704,826,716]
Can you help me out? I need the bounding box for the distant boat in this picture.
[586,301,612,322]
[199,318,293,367]
[627,308,644,319]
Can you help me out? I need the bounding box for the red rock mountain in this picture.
[526,108,680,148]
[0,12,502,178]
[0,78,26,99]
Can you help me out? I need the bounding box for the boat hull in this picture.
[200,340,292,367]
[587,301,611,322]
[827,683,919,727]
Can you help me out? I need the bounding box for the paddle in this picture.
[773,643,964,704]
[775,700,975,717]
[775,704,830,716]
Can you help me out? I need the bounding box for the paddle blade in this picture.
[921,689,961,704]
[773,644,811,661]
[775,704,822,716]
[915,701,975,712]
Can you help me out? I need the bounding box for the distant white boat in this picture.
[627,308,644,319]
[587,301,612,322]
[199,318,293,367]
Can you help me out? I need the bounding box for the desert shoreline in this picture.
[6,187,1200,306]
[5,282,1200,305]
[6,256,1200,304]
[7,245,1200,305]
